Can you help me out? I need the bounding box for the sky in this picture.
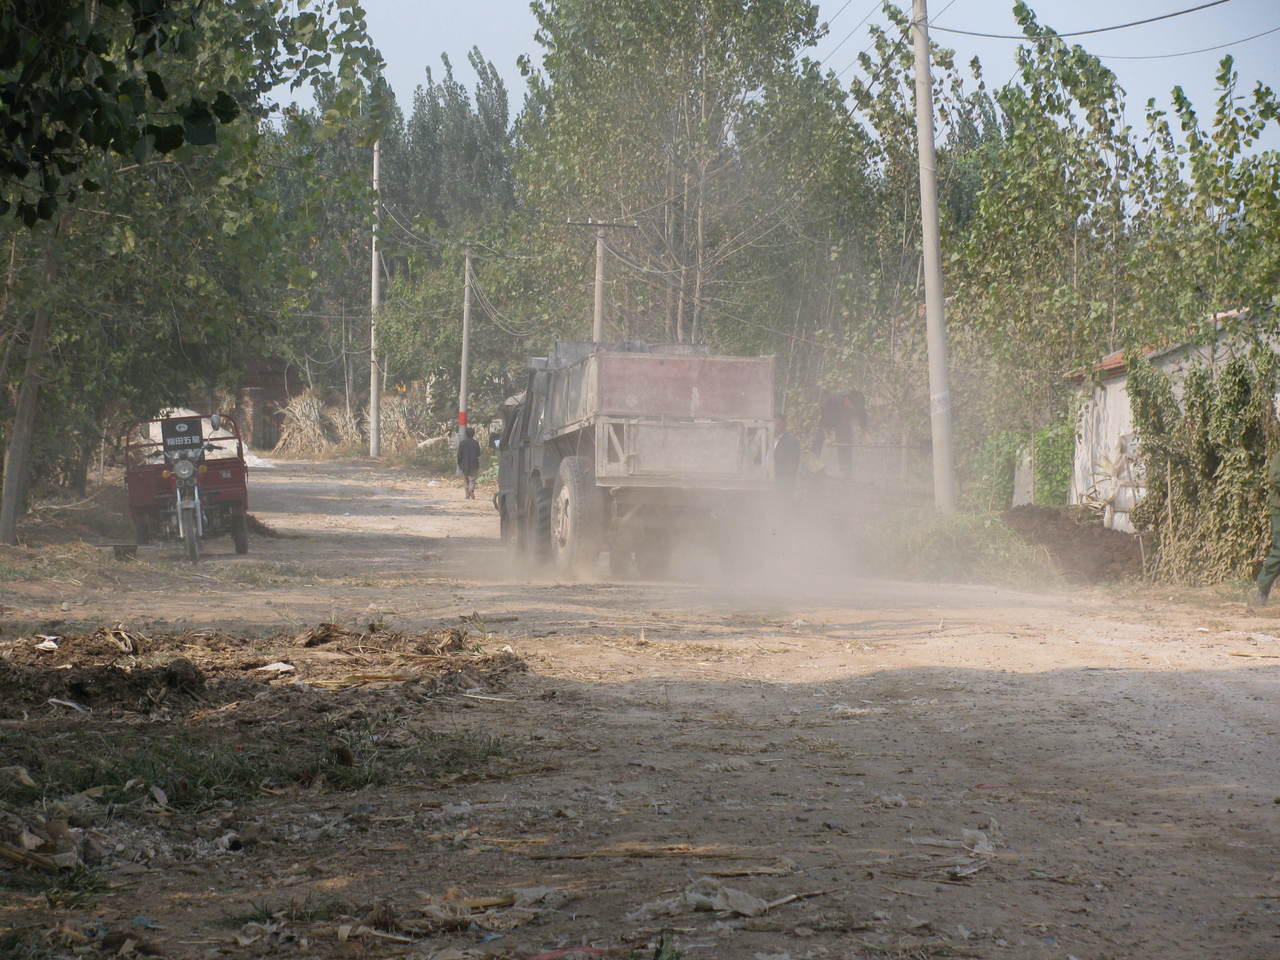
[344,0,1280,138]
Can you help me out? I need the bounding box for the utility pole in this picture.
[458,245,473,435]
[368,138,382,458]
[567,220,639,343]
[911,0,957,513]
[592,226,606,342]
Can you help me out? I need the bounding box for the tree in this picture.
[0,0,382,225]
[0,1,382,543]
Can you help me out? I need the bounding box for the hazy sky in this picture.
[348,0,1279,133]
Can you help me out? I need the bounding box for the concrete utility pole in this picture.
[592,226,606,342]
[458,245,473,434]
[911,0,957,513]
[369,138,382,458]
[567,220,639,342]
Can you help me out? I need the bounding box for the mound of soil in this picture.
[0,658,207,717]
[1003,504,1143,583]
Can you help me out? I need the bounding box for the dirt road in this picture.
[3,460,1279,959]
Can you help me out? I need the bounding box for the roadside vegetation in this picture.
[2,4,1278,569]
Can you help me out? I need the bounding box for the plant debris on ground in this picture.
[0,620,523,915]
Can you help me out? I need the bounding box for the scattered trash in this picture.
[960,829,996,854]
[47,697,89,713]
[255,661,296,675]
[411,886,578,934]
[878,794,907,808]
[34,638,59,651]
[628,879,827,921]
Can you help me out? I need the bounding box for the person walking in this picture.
[457,426,482,500]
[1251,446,1280,605]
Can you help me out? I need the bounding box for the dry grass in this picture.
[273,391,334,457]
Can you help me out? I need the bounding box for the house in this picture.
[1065,315,1253,532]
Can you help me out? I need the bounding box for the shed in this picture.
[1065,317,1252,532]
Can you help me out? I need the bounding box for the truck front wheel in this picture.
[551,456,603,576]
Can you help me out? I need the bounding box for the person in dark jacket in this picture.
[1250,447,1280,605]
[813,391,867,477]
[457,427,482,499]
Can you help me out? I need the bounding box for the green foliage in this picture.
[0,0,385,223]
[5,0,1280,541]
[1032,422,1073,506]
[1127,349,1278,583]
[0,2,383,514]
[966,429,1025,512]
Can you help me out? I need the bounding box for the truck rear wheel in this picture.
[551,456,603,576]
[520,481,552,563]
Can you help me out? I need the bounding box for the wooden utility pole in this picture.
[457,245,473,434]
[567,220,639,342]
[369,138,381,458]
[911,0,957,513]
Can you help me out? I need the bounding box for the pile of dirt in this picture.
[1003,504,1143,583]
[0,658,208,717]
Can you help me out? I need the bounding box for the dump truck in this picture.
[494,341,775,575]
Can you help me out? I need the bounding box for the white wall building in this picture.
[1067,320,1255,532]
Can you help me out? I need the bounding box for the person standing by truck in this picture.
[457,427,482,500]
[814,391,867,478]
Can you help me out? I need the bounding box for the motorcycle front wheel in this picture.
[179,506,200,563]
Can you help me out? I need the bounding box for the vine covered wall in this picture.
[1126,350,1279,583]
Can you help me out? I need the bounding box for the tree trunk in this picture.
[0,231,57,544]
[690,159,706,344]
[0,233,21,395]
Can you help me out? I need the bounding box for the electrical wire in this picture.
[381,202,443,249]
[929,0,1232,41]
[816,0,884,65]
[1095,22,1280,60]
[834,0,959,84]
[470,270,540,338]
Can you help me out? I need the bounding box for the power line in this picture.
[929,0,1232,41]
[835,0,959,83]
[817,0,884,65]
[470,272,540,338]
[1095,22,1280,60]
